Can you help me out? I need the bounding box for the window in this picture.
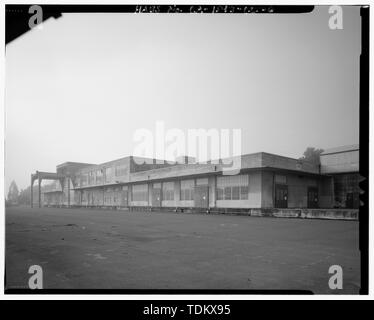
[162,182,174,201]
[54,181,61,191]
[88,171,96,185]
[224,187,231,200]
[240,186,249,200]
[232,186,240,200]
[216,188,224,200]
[132,184,148,201]
[217,175,249,200]
[96,169,103,184]
[180,179,194,200]
[105,167,113,183]
[115,165,127,177]
[80,173,88,186]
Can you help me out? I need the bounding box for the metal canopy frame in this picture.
[30,171,67,208]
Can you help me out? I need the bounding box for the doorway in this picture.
[194,186,209,208]
[275,184,288,208]
[307,187,319,208]
[152,187,162,207]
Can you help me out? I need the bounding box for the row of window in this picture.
[79,175,256,201]
[162,182,174,201]
[216,175,249,200]
[79,173,325,206]
[180,179,194,201]
[129,175,252,202]
[216,186,249,200]
[79,164,129,186]
[132,184,148,201]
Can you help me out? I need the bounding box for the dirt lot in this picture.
[5,206,360,293]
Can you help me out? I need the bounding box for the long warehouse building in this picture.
[31,145,360,212]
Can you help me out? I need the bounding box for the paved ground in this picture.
[5,206,360,293]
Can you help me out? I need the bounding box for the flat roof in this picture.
[321,144,359,155]
[56,161,95,168]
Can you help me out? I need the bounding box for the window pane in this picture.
[189,189,194,200]
[232,186,240,200]
[240,186,249,199]
[217,188,223,200]
[181,179,194,201]
[224,187,231,200]
[132,184,148,201]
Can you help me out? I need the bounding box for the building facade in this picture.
[320,145,360,209]
[34,146,360,211]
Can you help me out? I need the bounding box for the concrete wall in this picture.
[130,156,177,173]
[260,170,322,209]
[261,171,274,208]
[320,149,359,174]
[261,153,319,174]
[287,175,317,208]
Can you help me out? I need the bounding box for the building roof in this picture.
[321,144,359,156]
[56,161,95,168]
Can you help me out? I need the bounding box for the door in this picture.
[307,187,318,208]
[121,189,128,206]
[194,186,209,208]
[152,187,162,207]
[346,193,354,208]
[275,184,288,208]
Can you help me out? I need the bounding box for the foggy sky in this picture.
[5,6,361,190]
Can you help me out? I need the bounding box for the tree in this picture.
[7,180,19,204]
[18,185,39,205]
[299,147,324,165]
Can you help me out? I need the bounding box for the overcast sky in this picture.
[5,6,361,190]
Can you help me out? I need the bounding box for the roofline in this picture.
[321,144,359,156]
[56,161,95,168]
[260,151,316,165]
[70,167,322,189]
[321,149,359,156]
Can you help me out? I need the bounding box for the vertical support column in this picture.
[67,178,70,207]
[330,176,335,207]
[148,182,153,209]
[128,184,132,211]
[38,177,41,208]
[174,180,181,205]
[208,175,216,209]
[30,175,34,208]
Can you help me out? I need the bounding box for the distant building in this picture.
[31,145,360,211]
